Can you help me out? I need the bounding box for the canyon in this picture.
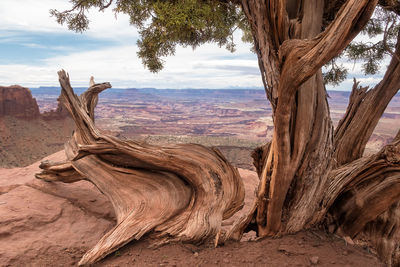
[1,86,400,169]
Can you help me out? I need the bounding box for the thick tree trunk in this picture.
[36,70,245,265]
[233,0,400,265]
[240,0,329,236]
[237,0,377,236]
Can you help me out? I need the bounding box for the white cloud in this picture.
[0,0,138,42]
[0,0,70,33]
[0,0,261,88]
[0,41,262,88]
[0,1,389,90]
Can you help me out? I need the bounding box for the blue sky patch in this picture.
[0,30,118,64]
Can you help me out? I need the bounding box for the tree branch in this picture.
[321,136,400,265]
[334,30,400,166]
[278,0,378,93]
[99,0,113,11]
[383,21,400,62]
[240,0,288,107]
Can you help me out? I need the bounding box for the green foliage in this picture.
[50,8,89,32]
[52,1,399,85]
[52,0,248,72]
[324,6,399,85]
[323,59,348,86]
[50,0,111,32]
[135,1,243,72]
[345,6,399,76]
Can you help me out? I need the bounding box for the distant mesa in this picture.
[0,85,69,120]
[0,85,40,119]
[0,85,73,168]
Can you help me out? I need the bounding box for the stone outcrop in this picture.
[0,85,40,119]
[41,97,70,120]
[0,151,115,266]
[0,85,73,168]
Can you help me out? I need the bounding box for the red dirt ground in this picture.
[29,230,383,267]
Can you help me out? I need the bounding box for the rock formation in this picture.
[0,151,115,266]
[41,97,70,120]
[0,85,40,119]
[0,85,73,168]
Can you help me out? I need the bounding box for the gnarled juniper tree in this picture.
[43,0,400,265]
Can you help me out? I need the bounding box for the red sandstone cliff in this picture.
[41,97,70,120]
[0,85,40,119]
[0,85,73,168]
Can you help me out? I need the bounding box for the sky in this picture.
[0,0,386,90]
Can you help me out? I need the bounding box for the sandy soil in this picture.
[24,230,383,267]
[92,231,382,267]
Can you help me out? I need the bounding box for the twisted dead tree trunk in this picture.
[324,135,400,265]
[229,0,400,265]
[36,70,245,265]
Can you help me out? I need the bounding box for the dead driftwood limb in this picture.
[36,70,245,265]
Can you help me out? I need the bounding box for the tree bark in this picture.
[324,139,400,236]
[234,0,400,264]
[323,138,400,266]
[36,70,245,265]
[364,200,400,266]
[232,1,400,264]
[236,0,378,237]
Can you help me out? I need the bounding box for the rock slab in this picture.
[0,151,114,266]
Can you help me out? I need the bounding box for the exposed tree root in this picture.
[324,139,400,266]
[364,201,400,266]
